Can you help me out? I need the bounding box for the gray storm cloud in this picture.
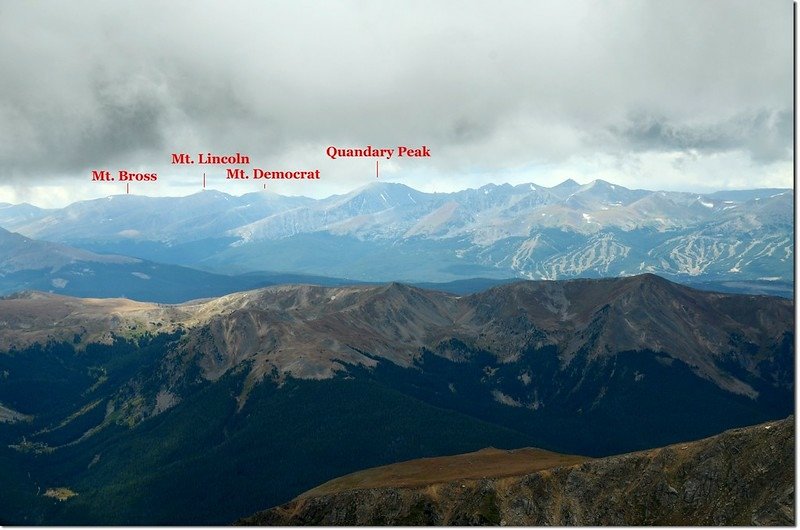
[605,109,793,163]
[0,0,792,193]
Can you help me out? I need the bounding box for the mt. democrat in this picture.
[0,180,791,284]
[0,275,792,524]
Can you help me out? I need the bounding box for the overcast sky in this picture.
[0,0,793,207]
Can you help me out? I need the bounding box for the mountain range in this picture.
[0,275,792,524]
[0,180,792,288]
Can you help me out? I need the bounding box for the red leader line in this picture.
[376,160,379,178]
[126,183,130,194]
[203,173,206,188]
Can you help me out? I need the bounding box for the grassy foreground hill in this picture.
[240,417,794,526]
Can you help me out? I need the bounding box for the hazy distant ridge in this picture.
[0,180,791,283]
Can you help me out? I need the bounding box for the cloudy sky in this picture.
[0,0,793,207]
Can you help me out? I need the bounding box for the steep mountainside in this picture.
[0,227,283,303]
[0,276,792,524]
[241,417,794,526]
[0,181,791,283]
[0,226,137,271]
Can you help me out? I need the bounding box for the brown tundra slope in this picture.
[239,416,794,526]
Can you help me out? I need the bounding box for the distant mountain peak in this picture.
[579,179,624,191]
[197,189,232,197]
[552,178,580,188]
[356,181,416,193]
[548,179,583,198]
[559,178,580,186]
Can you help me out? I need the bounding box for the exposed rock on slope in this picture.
[239,416,794,526]
[174,274,794,403]
[0,275,792,406]
[0,291,190,350]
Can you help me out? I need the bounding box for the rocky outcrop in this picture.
[239,417,794,526]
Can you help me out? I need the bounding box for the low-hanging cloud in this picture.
[0,0,792,200]
[605,108,792,163]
